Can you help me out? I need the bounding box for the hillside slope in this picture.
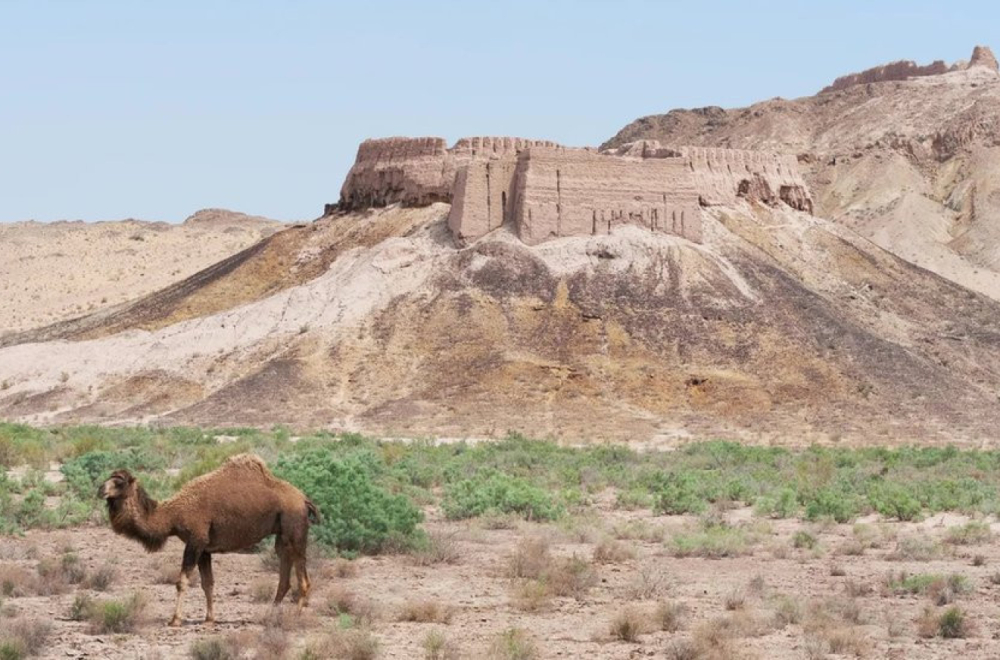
[604,48,1000,300]
[2,202,999,445]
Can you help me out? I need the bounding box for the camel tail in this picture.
[306,499,321,525]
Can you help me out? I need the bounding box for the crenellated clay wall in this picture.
[339,136,558,211]
[338,135,813,246]
[339,137,453,210]
[511,147,702,245]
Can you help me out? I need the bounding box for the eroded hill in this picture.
[604,46,1000,301]
[0,209,283,336]
[2,200,999,445]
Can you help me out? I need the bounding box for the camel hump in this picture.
[222,453,272,475]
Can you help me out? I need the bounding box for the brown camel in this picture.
[98,453,320,626]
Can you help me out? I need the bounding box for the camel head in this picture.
[98,468,165,551]
[98,469,135,503]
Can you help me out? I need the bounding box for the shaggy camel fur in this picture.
[98,454,320,626]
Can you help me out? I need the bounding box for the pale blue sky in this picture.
[1,1,994,222]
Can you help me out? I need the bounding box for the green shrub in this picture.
[61,448,164,499]
[868,483,922,521]
[652,472,708,515]
[275,450,423,554]
[443,472,561,521]
[792,530,817,549]
[804,487,861,523]
[755,487,798,518]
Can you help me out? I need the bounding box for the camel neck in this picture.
[111,485,173,551]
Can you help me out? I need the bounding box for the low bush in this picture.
[275,450,423,554]
[443,472,561,522]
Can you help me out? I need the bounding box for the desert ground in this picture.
[1,429,999,659]
[4,498,1000,659]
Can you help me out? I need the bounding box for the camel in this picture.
[98,453,320,626]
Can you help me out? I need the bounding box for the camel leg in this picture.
[198,552,215,624]
[294,552,310,610]
[169,544,200,627]
[273,537,293,605]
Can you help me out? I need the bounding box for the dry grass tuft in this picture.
[888,534,943,561]
[593,538,635,564]
[326,558,358,579]
[0,565,38,598]
[771,594,803,627]
[723,587,747,611]
[68,593,95,621]
[511,579,551,612]
[84,564,117,592]
[487,627,538,660]
[260,604,318,631]
[325,585,378,627]
[504,537,551,580]
[250,578,273,604]
[422,629,460,660]
[623,562,670,600]
[654,600,687,632]
[411,530,462,566]
[88,592,147,634]
[301,628,380,660]
[397,599,454,624]
[663,638,699,660]
[916,605,972,639]
[0,617,52,658]
[611,520,665,543]
[256,624,290,659]
[945,521,992,546]
[915,605,940,639]
[609,606,647,642]
[545,555,597,599]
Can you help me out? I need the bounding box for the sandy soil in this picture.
[0,210,281,335]
[3,500,1000,659]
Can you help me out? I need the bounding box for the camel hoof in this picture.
[168,618,182,628]
[204,618,215,626]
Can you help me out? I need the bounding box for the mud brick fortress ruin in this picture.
[338,135,814,246]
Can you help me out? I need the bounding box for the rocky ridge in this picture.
[604,46,1000,301]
